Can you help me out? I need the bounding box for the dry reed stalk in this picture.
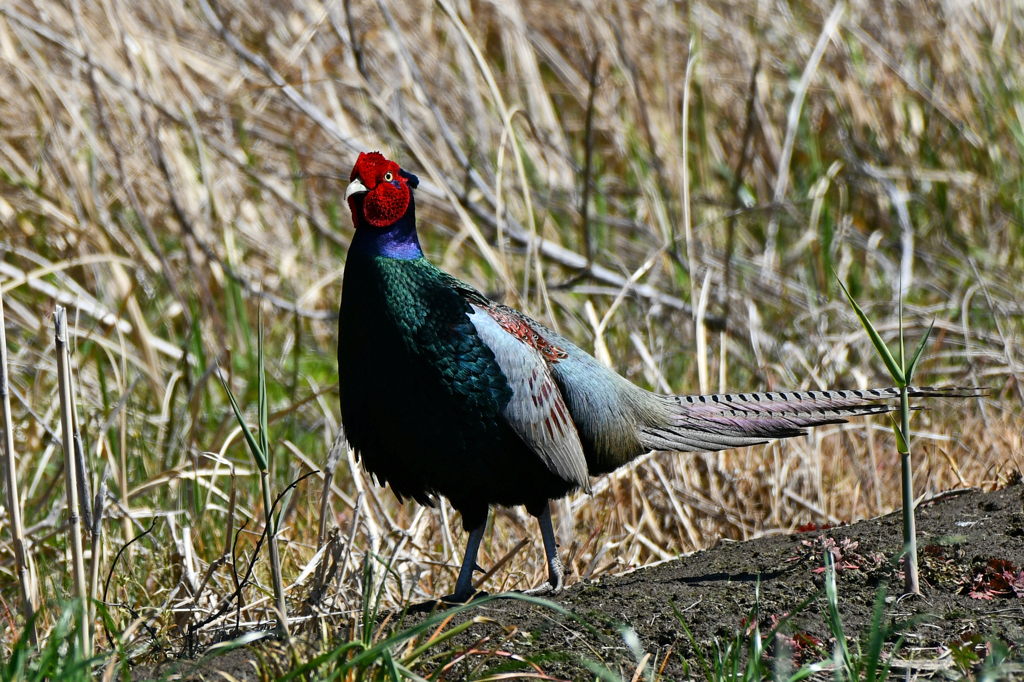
[0,287,36,644]
[314,427,347,590]
[680,41,703,393]
[579,49,601,263]
[88,479,106,636]
[70,371,94,534]
[115,329,133,548]
[54,306,91,654]
[309,430,346,606]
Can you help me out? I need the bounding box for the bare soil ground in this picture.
[135,482,1024,680]
[445,483,1024,680]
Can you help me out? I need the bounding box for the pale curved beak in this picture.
[345,178,368,200]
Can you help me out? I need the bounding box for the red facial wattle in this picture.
[348,151,411,228]
[363,181,409,227]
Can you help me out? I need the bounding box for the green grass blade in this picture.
[788,663,829,682]
[393,661,431,682]
[581,659,626,682]
[257,307,269,463]
[276,641,365,682]
[670,601,712,681]
[878,633,906,682]
[400,618,479,665]
[863,585,888,682]
[282,596,570,682]
[898,275,905,373]
[834,274,905,386]
[905,318,935,385]
[748,579,763,680]
[823,554,851,680]
[220,373,268,471]
[887,413,909,455]
[382,648,401,681]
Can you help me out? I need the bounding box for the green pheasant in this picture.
[338,151,964,602]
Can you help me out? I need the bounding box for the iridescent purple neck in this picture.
[349,197,422,260]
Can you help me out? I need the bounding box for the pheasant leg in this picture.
[525,502,564,595]
[443,519,487,603]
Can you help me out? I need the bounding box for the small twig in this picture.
[308,529,343,611]
[231,519,248,634]
[473,537,529,590]
[103,519,156,607]
[72,410,93,533]
[316,427,347,554]
[722,56,761,327]
[312,428,347,602]
[332,492,363,610]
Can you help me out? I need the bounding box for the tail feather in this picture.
[639,385,982,454]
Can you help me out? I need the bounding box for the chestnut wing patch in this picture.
[482,305,569,363]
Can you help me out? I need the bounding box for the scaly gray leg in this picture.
[525,502,564,595]
[445,519,486,602]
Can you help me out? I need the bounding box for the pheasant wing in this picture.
[466,303,591,493]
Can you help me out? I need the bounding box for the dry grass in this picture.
[0,0,1021,658]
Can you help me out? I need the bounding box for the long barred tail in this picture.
[639,386,983,454]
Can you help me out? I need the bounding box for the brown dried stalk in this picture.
[55,306,90,654]
[0,289,36,643]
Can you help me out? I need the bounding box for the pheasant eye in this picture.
[383,171,394,182]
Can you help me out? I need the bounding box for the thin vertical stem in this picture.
[262,471,288,633]
[0,291,36,644]
[88,481,106,639]
[900,387,919,594]
[681,42,706,392]
[118,328,132,547]
[55,306,91,654]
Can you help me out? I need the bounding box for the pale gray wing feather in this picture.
[467,305,591,492]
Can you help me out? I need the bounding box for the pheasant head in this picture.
[346,152,420,227]
[345,152,421,258]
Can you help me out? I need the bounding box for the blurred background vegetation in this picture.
[0,0,1020,655]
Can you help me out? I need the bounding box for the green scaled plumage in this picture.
[338,254,577,531]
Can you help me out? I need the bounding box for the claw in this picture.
[523,579,563,596]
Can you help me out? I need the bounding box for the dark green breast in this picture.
[338,255,574,527]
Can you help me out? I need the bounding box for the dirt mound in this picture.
[134,484,1024,680]
[406,483,1024,679]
